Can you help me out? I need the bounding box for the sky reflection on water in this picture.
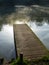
[0,24,16,61]
[27,21,49,50]
[0,6,49,61]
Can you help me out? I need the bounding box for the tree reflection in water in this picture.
[0,6,49,30]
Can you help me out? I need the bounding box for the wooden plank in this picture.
[13,24,48,60]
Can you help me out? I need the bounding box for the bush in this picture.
[11,55,49,65]
[11,58,28,65]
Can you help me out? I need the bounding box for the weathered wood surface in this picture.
[13,24,48,60]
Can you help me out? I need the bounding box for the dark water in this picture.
[0,5,49,61]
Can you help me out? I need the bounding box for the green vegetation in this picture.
[11,58,28,65]
[11,55,49,65]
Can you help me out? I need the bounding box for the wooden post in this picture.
[0,58,4,65]
[19,53,23,65]
[20,54,23,62]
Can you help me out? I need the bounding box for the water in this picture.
[0,5,49,61]
[0,6,16,61]
[27,21,49,50]
[0,24,16,61]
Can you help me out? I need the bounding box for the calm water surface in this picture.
[0,24,16,61]
[0,6,49,61]
[27,21,49,50]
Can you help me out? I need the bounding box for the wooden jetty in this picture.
[13,24,48,60]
